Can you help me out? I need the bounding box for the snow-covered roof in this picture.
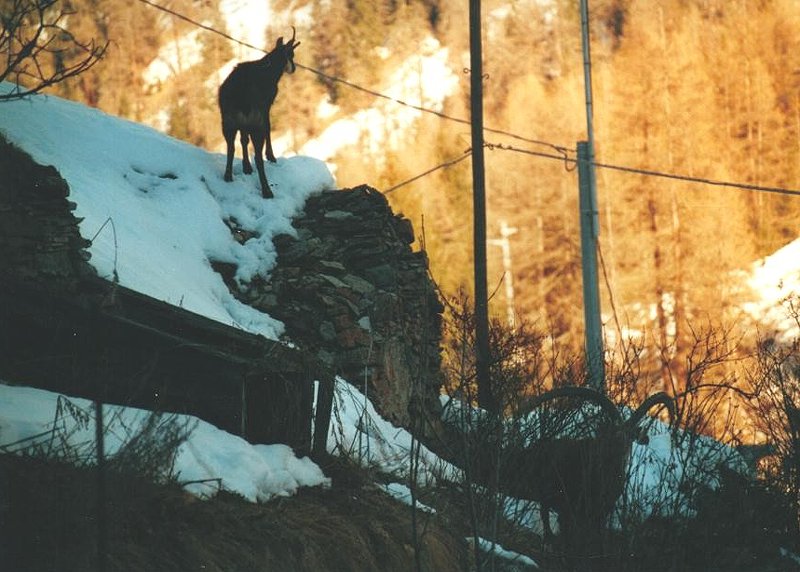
[0,81,334,340]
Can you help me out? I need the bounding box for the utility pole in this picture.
[577,143,604,390]
[469,0,494,413]
[488,221,518,329]
[579,0,605,391]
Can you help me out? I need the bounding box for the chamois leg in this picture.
[240,131,253,174]
[264,114,277,163]
[249,129,273,199]
[222,125,236,183]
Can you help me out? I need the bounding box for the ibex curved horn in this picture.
[289,26,298,47]
[520,386,623,425]
[625,391,675,430]
[521,387,676,433]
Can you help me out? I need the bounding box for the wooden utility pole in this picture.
[579,0,605,391]
[469,0,494,413]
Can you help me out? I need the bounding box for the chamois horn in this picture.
[520,386,624,425]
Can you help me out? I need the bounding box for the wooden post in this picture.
[312,378,334,460]
[469,0,494,413]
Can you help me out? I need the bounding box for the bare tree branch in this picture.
[0,0,107,101]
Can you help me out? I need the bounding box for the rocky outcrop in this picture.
[236,185,445,428]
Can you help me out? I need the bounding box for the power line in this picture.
[383,149,473,195]
[488,142,800,198]
[596,158,800,198]
[295,61,572,153]
[136,0,248,48]
[132,0,571,154]
[383,141,800,199]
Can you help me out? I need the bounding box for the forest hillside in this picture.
[37,0,800,394]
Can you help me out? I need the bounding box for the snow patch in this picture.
[744,238,800,341]
[379,482,437,513]
[467,536,540,569]
[0,383,330,503]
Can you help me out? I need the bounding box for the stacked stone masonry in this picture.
[235,185,445,428]
[0,136,95,290]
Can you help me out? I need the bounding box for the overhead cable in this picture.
[383,150,473,194]
[488,143,800,197]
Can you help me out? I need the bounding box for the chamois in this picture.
[455,386,675,563]
[218,29,300,198]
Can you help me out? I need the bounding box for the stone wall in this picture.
[0,134,95,289]
[236,185,445,428]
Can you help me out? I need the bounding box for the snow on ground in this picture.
[0,383,329,502]
[378,482,437,514]
[0,375,459,506]
[325,377,461,485]
[0,82,334,339]
[467,536,540,569]
[744,237,800,341]
[623,417,746,521]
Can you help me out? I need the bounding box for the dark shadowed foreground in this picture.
[0,454,467,572]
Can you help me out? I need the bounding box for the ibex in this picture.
[218,29,300,198]
[455,386,674,562]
